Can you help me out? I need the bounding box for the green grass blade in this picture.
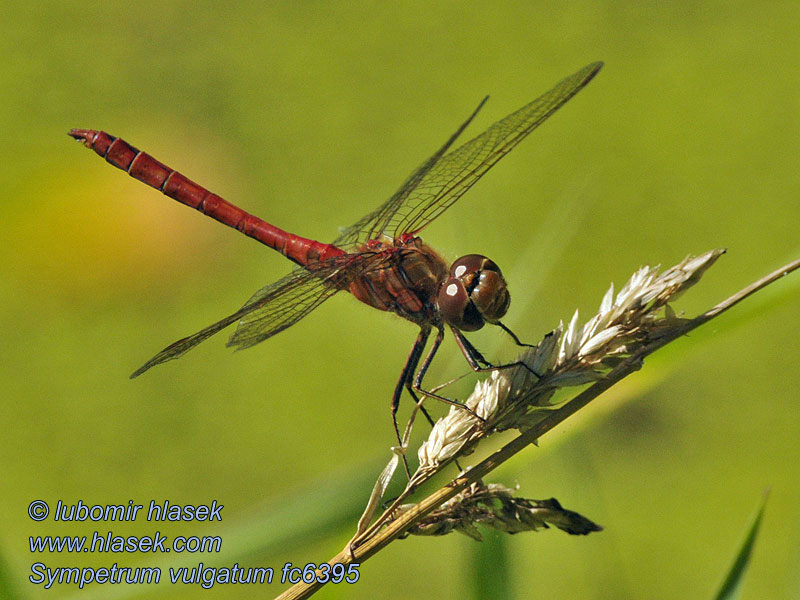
[471,529,511,600]
[0,546,25,600]
[713,491,768,600]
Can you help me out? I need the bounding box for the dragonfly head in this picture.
[437,254,510,331]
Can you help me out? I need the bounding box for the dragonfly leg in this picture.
[497,320,536,348]
[410,327,485,424]
[393,326,470,477]
[452,326,541,379]
[405,386,442,430]
[396,329,466,473]
[391,326,431,477]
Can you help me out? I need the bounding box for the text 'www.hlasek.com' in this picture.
[26,499,360,590]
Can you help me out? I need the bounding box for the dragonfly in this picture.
[70,61,602,448]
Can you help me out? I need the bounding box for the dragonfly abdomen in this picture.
[68,129,343,267]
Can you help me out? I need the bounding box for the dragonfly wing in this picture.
[226,262,345,350]
[130,256,354,378]
[336,62,602,245]
[333,96,489,247]
[389,62,602,238]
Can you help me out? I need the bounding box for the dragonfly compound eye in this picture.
[438,254,510,330]
[471,268,510,323]
[438,278,485,331]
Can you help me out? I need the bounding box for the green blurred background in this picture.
[1,1,799,598]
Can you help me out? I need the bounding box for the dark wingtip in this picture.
[129,363,150,379]
[584,61,604,84]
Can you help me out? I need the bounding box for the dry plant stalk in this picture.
[398,482,602,539]
[277,250,800,600]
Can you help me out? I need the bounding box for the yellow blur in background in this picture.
[1,2,799,599]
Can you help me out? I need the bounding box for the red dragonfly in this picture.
[70,61,602,443]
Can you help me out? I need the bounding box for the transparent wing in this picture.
[130,254,357,378]
[334,96,489,246]
[335,62,602,245]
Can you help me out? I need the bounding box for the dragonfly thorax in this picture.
[347,237,449,324]
[437,255,510,332]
